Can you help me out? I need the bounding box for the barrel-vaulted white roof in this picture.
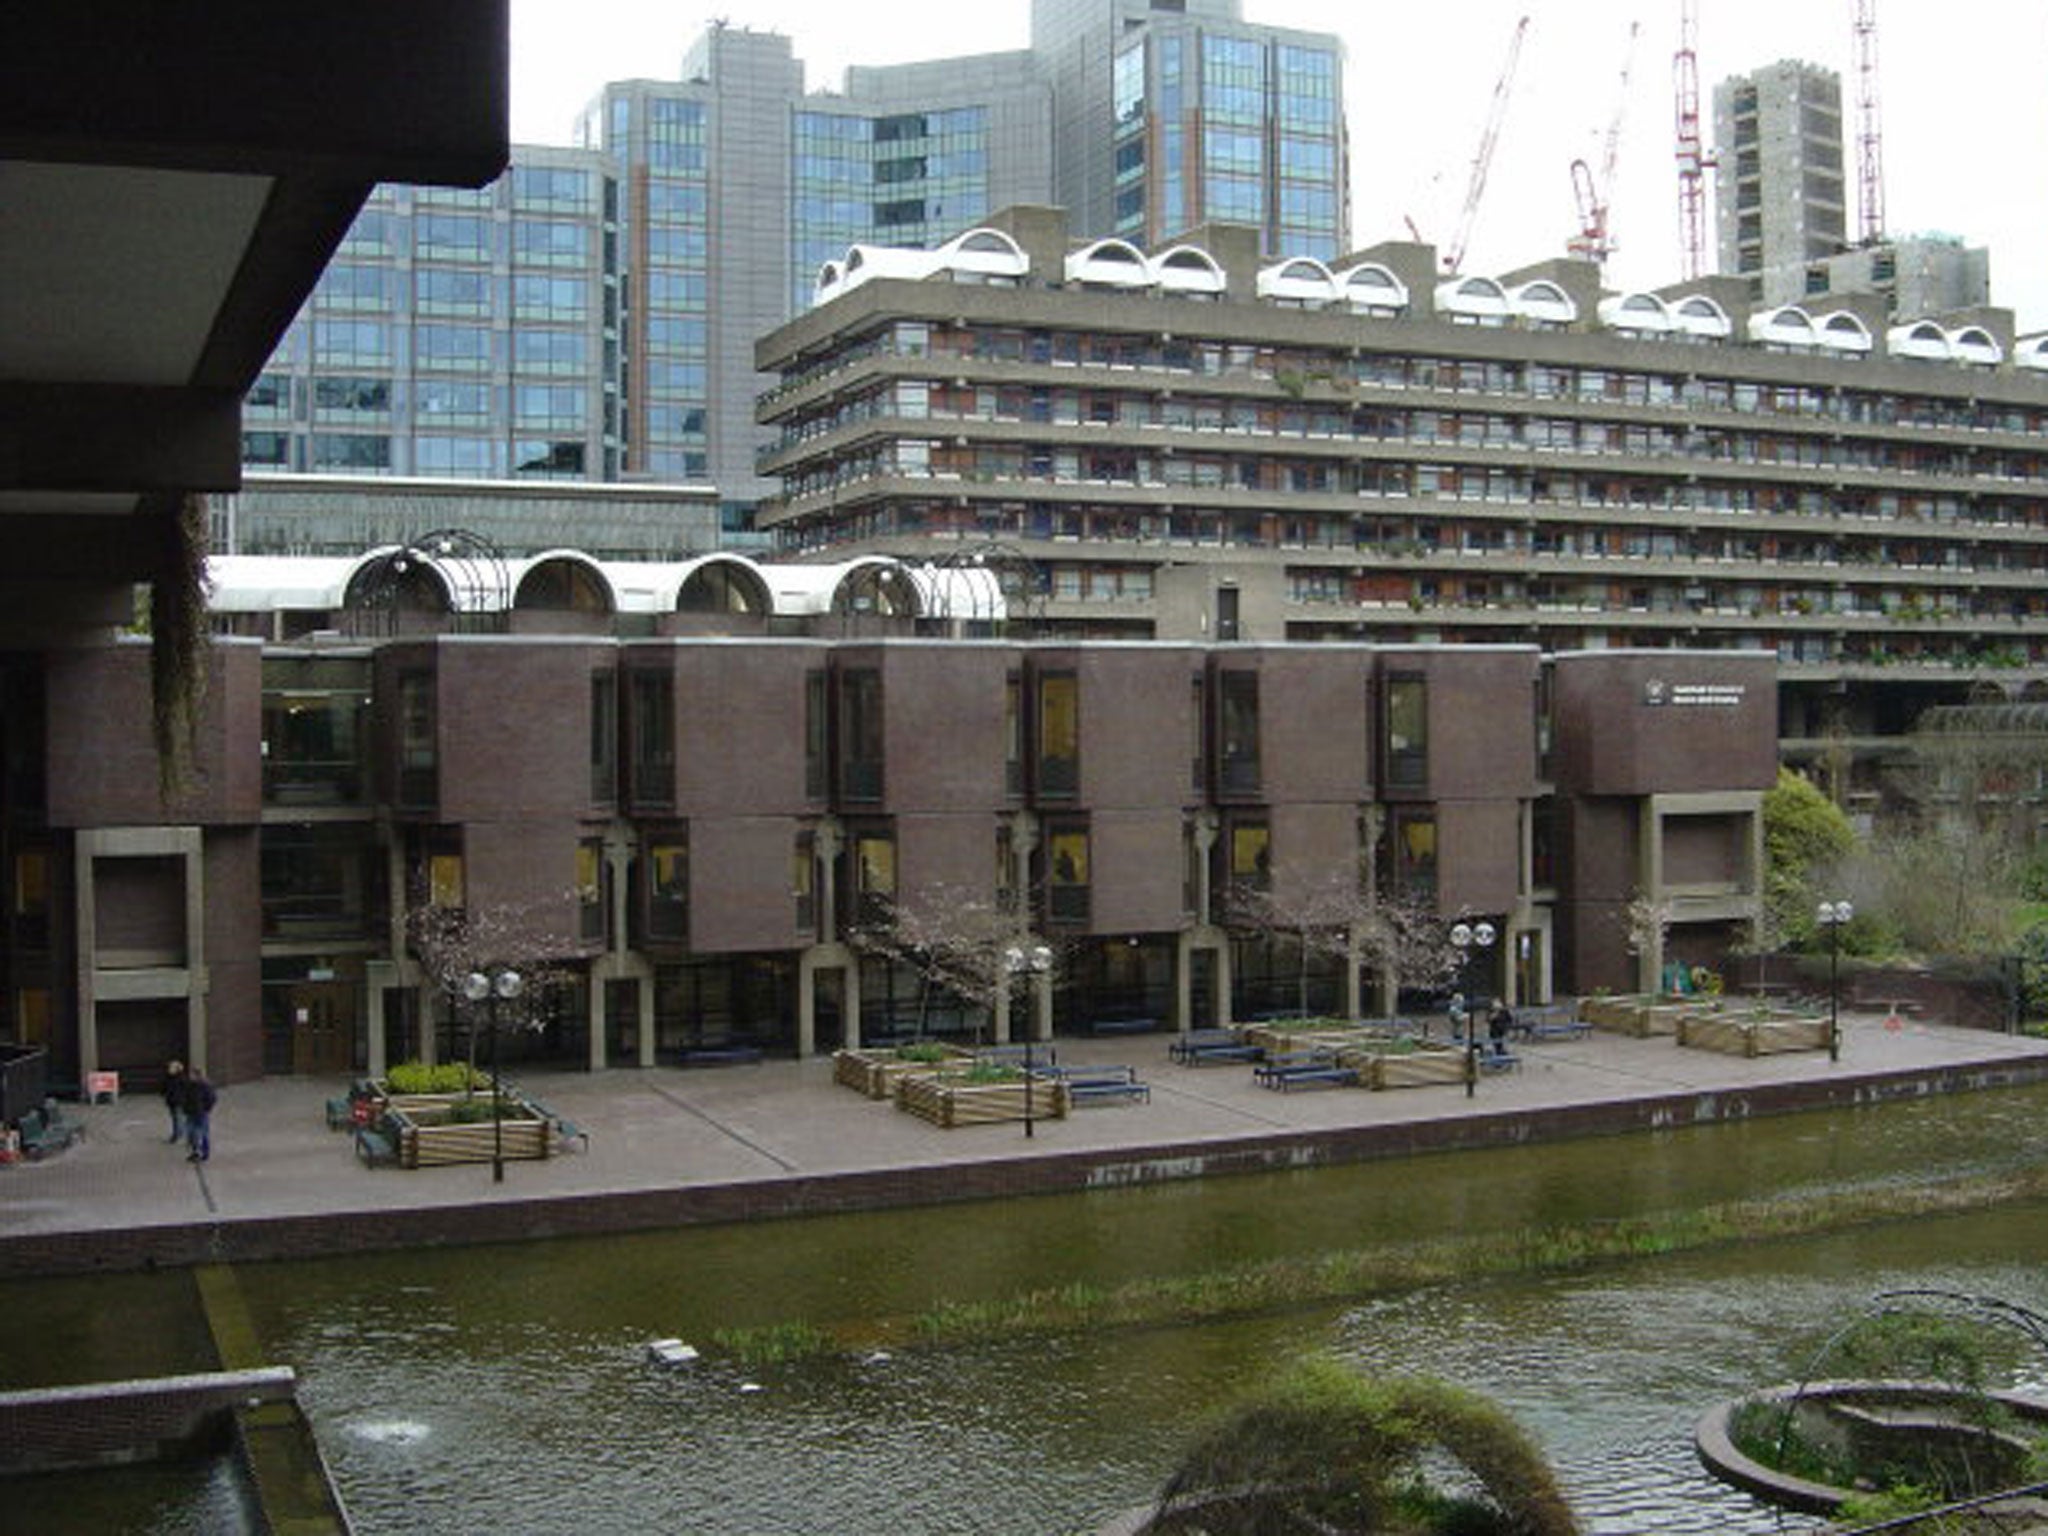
[1671,293,1733,338]
[1748,304,1819,347]
[1435,274,1509,321]
[605,553,771,615]
[1151,244,1226,295]
[906,563,1007,622]
[1597,292,1675,333]
[1950,325,2002,365]
[1064,237,1152,288]
[1334,261,1408,313]
[1816,310,1873,353]
[510,549,617,614]
[763,556,921,619]
[1256,256,1338,304]
[2014,334,2048,371]
[1888,318,1952,360]
[206,555,361,613]
[1510,279,1576,325]
[936,227,1029,280]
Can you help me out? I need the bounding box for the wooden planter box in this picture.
[1354,1046,1468,1090]
[1242,1023,1368,1058]
[380,1093,550,1169]
[833,1045,972,1100]
[894,1071,1071,1128]
[1677,1011,1832,1057]
[1582,995,1690,1037]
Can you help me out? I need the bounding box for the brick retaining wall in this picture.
[4,1058,2047,1281]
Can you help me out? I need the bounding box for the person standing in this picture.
[183,1069,217,1163]
[161,1060,187,1144]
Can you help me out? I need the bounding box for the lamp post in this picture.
[1449,920,1497,1098]
[462,966,524,1182]
[1004,942,1052,1138]
[1816,900,1852,1063]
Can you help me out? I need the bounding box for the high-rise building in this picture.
[1713,60,1849,303]
[1032,0,1346,257]
[245,144,622,483]
[241,5,1345,512]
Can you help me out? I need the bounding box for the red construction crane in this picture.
[1672,0,1710,280]
[1852,0,1886,244]
[1444,14,1530,274]
[1568,21,1640,265]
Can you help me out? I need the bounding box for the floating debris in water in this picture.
[349,1418,430,1445]
[646,1338,700,1366]
[738,1381,764,1394]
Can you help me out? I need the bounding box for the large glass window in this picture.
[628,671,675,808]
[1036,671,1079,799]
[262,823,378,940]
[577,840,607,943]
[1382,809,1437,899]
[263,660,369,804]
[589,672,616,805]
[1114,43,1146,126]
[838,668,884,804]
[850,828,896,929]
[1384,673,1428,789]
[645,833,688,943]
[396,670,436,806]
[1045,823,1090,926]
[1218,670,1261,795]
[1227,816,1271,892]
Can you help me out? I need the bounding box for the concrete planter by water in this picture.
[1358,1046,1468,1090]
[895,1071,1071,1128]
[1676,1010,1830,1057]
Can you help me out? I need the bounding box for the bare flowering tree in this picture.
[1359,892,1470,1015]
[850,884,1060,1043]
[1621,890,1674,993]
[1223,873,1378,1019]
[404,887,578,1077]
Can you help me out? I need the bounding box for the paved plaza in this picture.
[5,1011,2047,1277]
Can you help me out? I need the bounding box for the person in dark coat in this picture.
[161,1060,187,1144]
[183,1070,217,1162]
[1487,999,1515,1045]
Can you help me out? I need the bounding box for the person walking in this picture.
[183,1069,217,1163]
[161,1060,187,1144]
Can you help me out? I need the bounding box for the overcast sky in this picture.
[510,0,2048,330]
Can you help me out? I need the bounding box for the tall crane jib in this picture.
[1569,20,1640,265]
[1853,0,1887,245]
[1444,14,1529,275]
[1672,0,1711,281]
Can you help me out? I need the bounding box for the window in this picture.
[804,670,829,801]
[838,668,884,804]
[1227,817,1271,894]
[1044,823,1090,926]
[1381,809,1437,899]
[645,834,688,943]
[261,824,378,941]
[1036,671,1079,799]
[1384,673,1428,789]
[1218,670,1260,795]
[628,671,674,808]
[577,840,607,943]
[396,670,435,807]
[851,828,897,929]
[1004,672,1024,796]
[428,851,465,909]
[263,660,369,804]
[590,672,616,804]
[793,832,817,935]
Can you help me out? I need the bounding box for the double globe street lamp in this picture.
[461,966,524,1183]
[1003,943,1053,1139]
[1816,900,1853,1064]
[1449,919,1497,1099]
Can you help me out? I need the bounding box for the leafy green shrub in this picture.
[891,1043,951,1064]
[1833,1483,1942,1526]
[384,1060,484,1095]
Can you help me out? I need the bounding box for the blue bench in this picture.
[353,1124,399,1168]
[1088,1016,1159,1037]
[1254,1053,1356,1091]
[1478,1040,1523,1073]
[976,1042,1058,1068]
[526,1100,590,1152]
[672,1045,763,1067]
[1061,1068,1152,1106]
[16,1102,81,1160]
[1513,1006,1590,1042]
[1169,1030,1262,1066]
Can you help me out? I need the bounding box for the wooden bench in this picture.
[1087,1016,1159,1037]
[353,1124,399,1168]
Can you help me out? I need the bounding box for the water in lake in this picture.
[8,1084,2048,1534]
